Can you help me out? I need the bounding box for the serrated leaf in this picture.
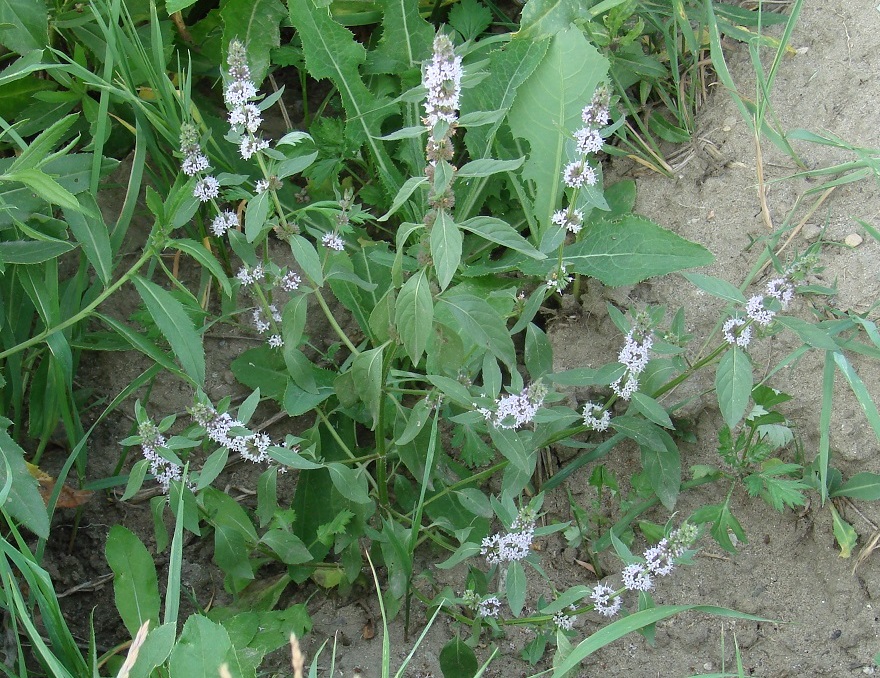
[132,277,205,387]
[326,462,371,504]
[716,347,753,430]
[169,238,232,297]
[2,167,83,213]
[449,0,492,41]
[559,216,714,286]
[288,0,402,194]
[220,0,286,85]
[64,193,112,285]
[507,27,608,234]
[105,526,160,637]
[0,427,49,538]
[370,0,434,72]
[524,323,552,378]
[431,210,461,291]
[352,345,385,428]
[0,0,48,55]
[516,0,586,41]
[640,430,681,510]
[459,216,545,260]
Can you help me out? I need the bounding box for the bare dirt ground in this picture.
[44,2,880,677]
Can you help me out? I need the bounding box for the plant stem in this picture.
[0,246,156,361]
[312,288,360,356]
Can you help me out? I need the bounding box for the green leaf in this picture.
[457,157,524,178]
[431,210,462,291]
[560,216,714,286]
[168,615,239,678]
[524,323,552,379]
[459,216,545,260]
[166,0,197,13]
[261,529,313,565]
[0,239,74,264]
[832,352,880,446]
[2,168,83,213]
[831,472,880,500]
[378,177,426,222]
[126,623,176,678]
[64,193,112,285]
[288,0,402,194]
[439,637,478,678]
[506,560,527,617]
[288,234,323,285]
[105,526,160,637]
[132,276,205,387]
[436,288,516,370]
[829,503,857,558]
[681,272,746,304]
[517,0,587,41]
[0,427,49,538]
[776,316,838,351]
[629,392,673,429]
[352,345,385,428]
[507,27,608,234]
[640,430,681,510]
[169,238,232,297]
[245,190,270,242]
[715,346,752,430]
[220,0,287,84]
[551,605,770,677]
[395,268,433,365]
[326,462,371,504]
[370,0,434,71]
[0,0,48,55]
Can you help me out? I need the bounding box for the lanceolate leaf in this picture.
[459,216,545,260]
[507,27,608,236]
[105,525,160,637]
[0,426,50,539]
[561,216,714,286]
[220,0,287,85]
[288,0,403,195]
[716,346,753,430]
[395,268,433,364]
[430,210,461,291]
[0,0,48,55]
[132,276,205,388]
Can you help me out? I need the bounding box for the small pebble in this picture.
[845,233,863,247]
[802,223,821,241]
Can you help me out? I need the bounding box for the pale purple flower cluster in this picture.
[611,329,653,401]
[553,609,576,631]
[180,123,210,177]
[138,420,181,493]
[477,596,502,618]
[236,264,265,286]
[211,210,238,237]
[551,207,584,234]
[423,33,462,130]
[559,86,610,191]
[479,382,547,430]
[224,39,270,164]
[236,266,303,350]
[723,276,795,349]
[480,511,537,565]
[582,401,611,431]
[189,403,274,464]
[589,583,622,618]
[321,232,345,251]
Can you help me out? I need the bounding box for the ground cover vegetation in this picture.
[0,0,879,675]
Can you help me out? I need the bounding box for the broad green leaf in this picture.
[682,272,746,304]
[507,27,608,234]
[166,0,197,13]
[0,240,74,264]
[245,190,270,242]
[560,216,714,286]
[105,526,160,637]
[288,0,402,195]
[132,276,205,387]
[0,426,49,538]
[395,268,433,364]
[168,615,239,678]
[396,397,431,446]
[715,346,752,430]
[431,210,461,291]
[777,316,838,351]
[439,637,478,678]
[326,462,371,504]
[370,0,434,71]
[629,392,673,429]
[457,157,524,178]
[352,345,385,428]
[517,0,587,41]
[459,216,545,260]
[261,529,313,565]
[524,322,553,378]
[126,623,176,678]
[640,430,681,510]
[0,0,48,54]
[64,193,112,285]
[220,0,287,85]
[289,234,323,285]
[436,288,516,370]
[506,560,527,616]
[831,472,880,500]
[461,37,550,158]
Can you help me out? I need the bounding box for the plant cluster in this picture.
[0,0,879,676]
